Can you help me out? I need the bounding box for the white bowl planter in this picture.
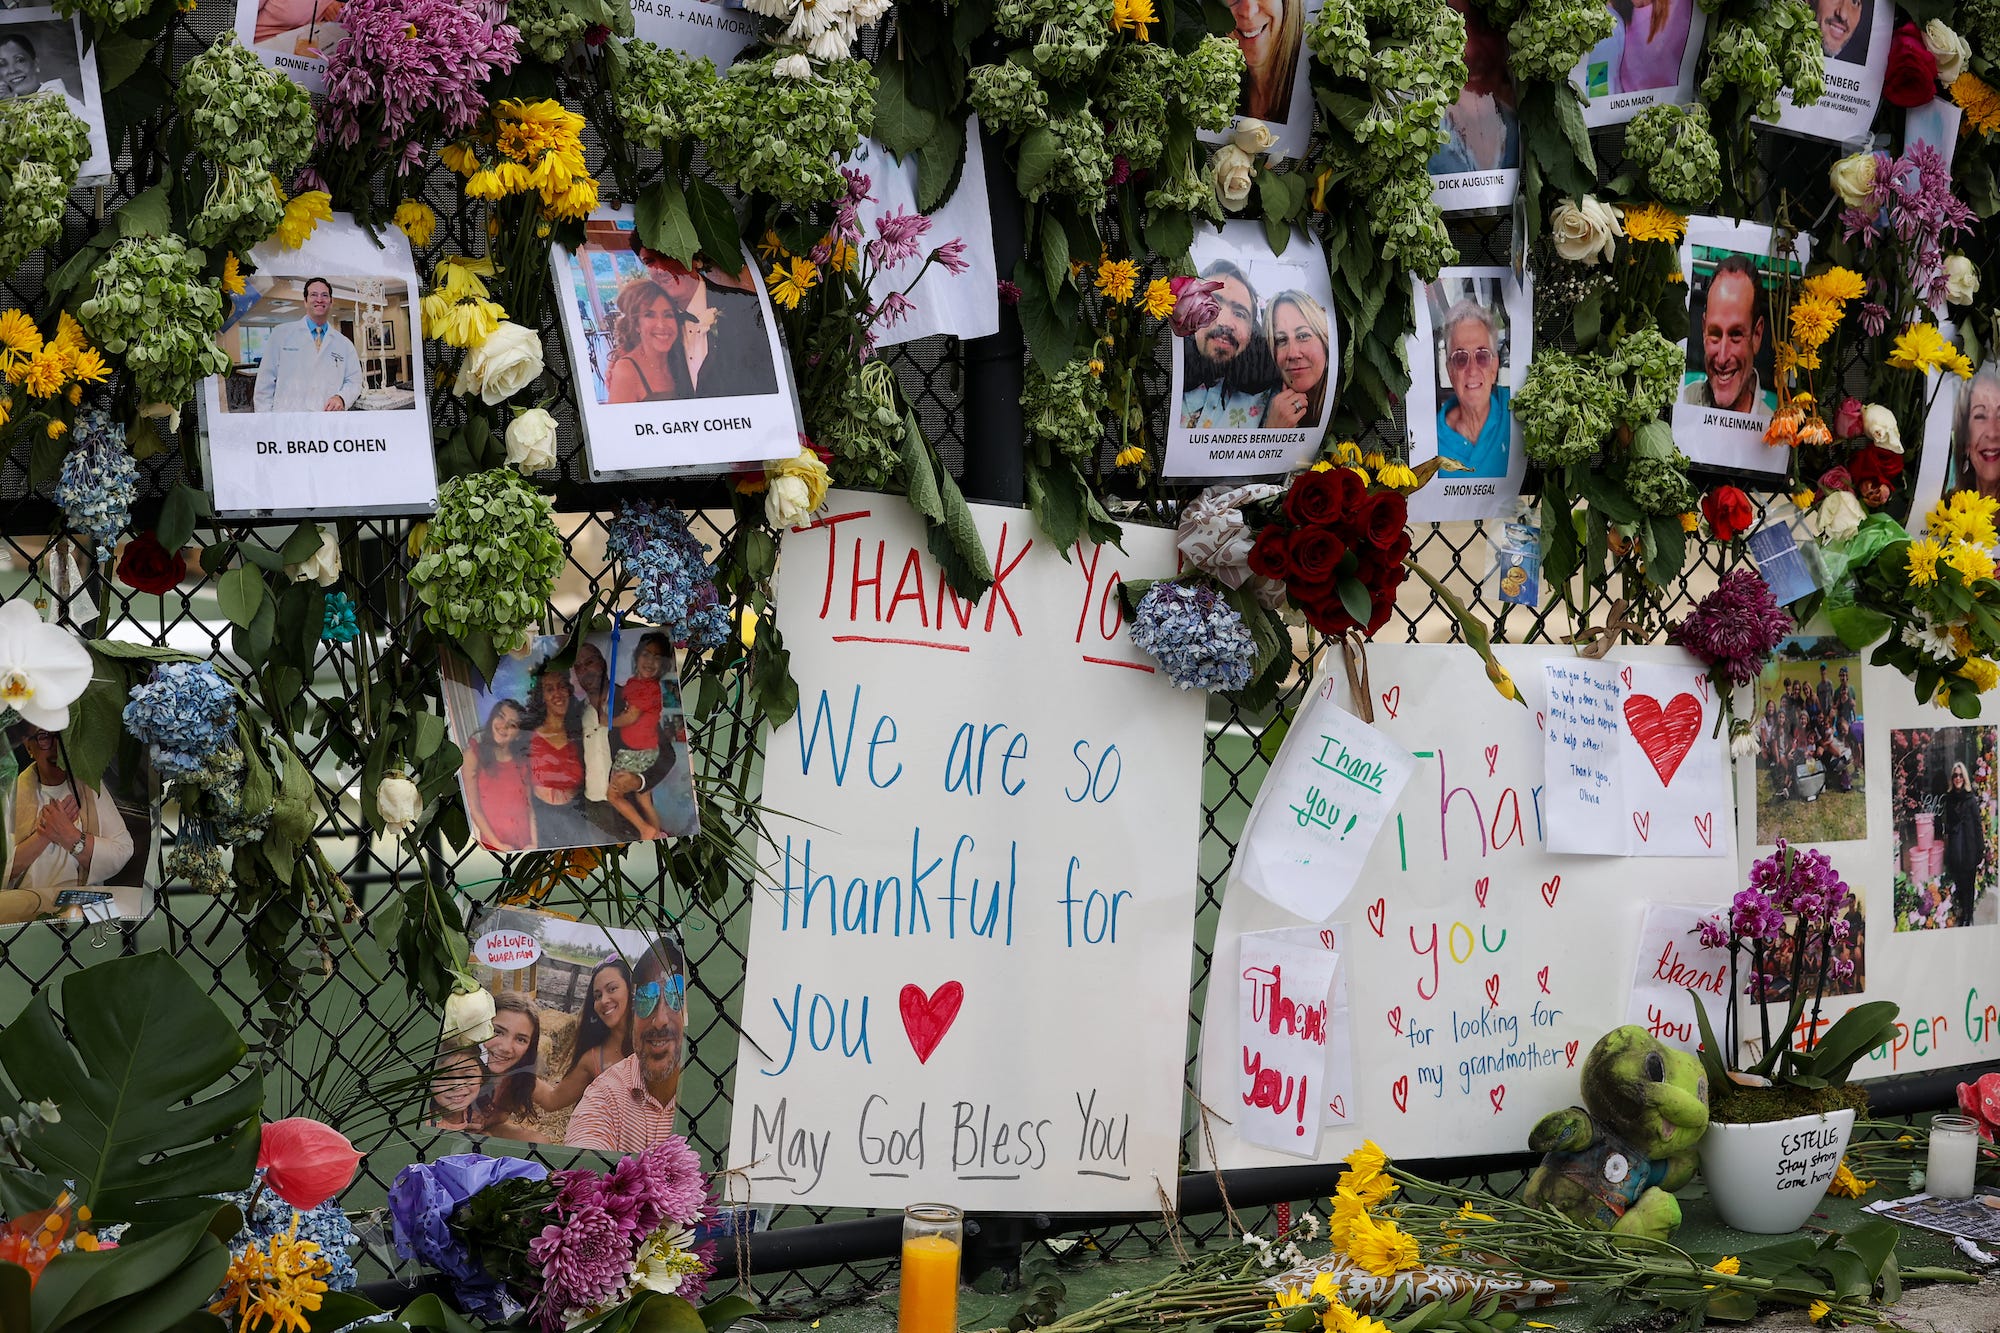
[1698,1108,1857,1233]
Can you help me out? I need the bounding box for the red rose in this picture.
[1847,444,1905,486]
[1379,529,1413,567]
[1304,598,1359,637]
[1884,22,1940,108]
[1361,490,1408,549]
[1700,486,1755,541]
[1283,469,1345,527]
[116,531,187,595]
[1366,588,1399,636]
[1248,526,1292,581]
[1286,527,1347,588]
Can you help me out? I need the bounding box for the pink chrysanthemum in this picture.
[1668,568,1792,686]
[528,1204,634,1330]
[321,0,519,167]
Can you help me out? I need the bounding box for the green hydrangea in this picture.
[1374,170,1457,281]
[1029,17,1109,83]
[0,92,89,280]
[702,53,875,204]
[1309,0,1464,182]
[1145,149,1224,221]
[1624,104,1720,207]
[616,40,720,148]
[52,0,166,29]
[1625,450,1695,516]
[1101,43,1170,170]
[190,166,288,257]
[1515,349,1619,466]
[968,61,1049,135]
[1023,359,1107,460]
[1037,110,1113,205]
[811,360,903,490]
[177,33,315,173]
[409,469,565,654]
[1701,0,1823,118]
[1964,0,2000,53]
[1353,45,1461,177]
[507,0,632,61]
[1173,36,1245,132]
[1606,326,1683,427]
[78,235,232,410]
[993,0,1110,40]
[1509,0,1614,84]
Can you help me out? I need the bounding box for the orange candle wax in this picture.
[897,1231,961,1333]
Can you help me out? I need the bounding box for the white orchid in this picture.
[0,600,92,731]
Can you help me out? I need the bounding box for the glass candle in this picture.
[897,1204,963,1333]
[1927,1114,1980,1200]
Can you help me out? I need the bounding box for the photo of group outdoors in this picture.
[1890,727,2000,931]
[428,907,689,1154]
[1,721,150,926]
[215,274,417,414]
[1753,636,1866,845]
[1749,889,1869,1002]
[1,9,111,178]
[1426,0,1519,210]
[440,630,699,852]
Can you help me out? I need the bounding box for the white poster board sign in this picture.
[199,213,438,518]
[727,491,1205,1210]
[1197,644,1739,1165]
[1754,0,1891,144]
[847,127,1000,350]
[1625,901,1730,1051]
[1237,929,1353,1157]
[1670,217,1809,476]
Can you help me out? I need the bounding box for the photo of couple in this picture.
[1174,226,1335,445]
[1,722,148,926]
[440,629,700,853]
[429,908,688,1154]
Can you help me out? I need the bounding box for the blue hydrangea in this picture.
[322,590,360,643]
[1129,581,1257,692]
[606,500,732,651]
[52,411,139,559]
[122,660,237,777]
[218,1177,361,1293]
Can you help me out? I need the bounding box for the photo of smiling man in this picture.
[1671,219,1808,476]
[1815,0,1870,62]
[1681,255,1774,422]
[1754,0,1889,141]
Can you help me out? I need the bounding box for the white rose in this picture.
[443,987,496,1046]
[454,320,544,405]
[773,52,814,79]
[1229,118,1278,154]
[1946,254,1981,306]
[505,406,558,472]
[1829,152,1877,208]
[765,474,816,528]
[1861,403,1903,453]
[1549,196,1622,265]
[376,771,423,836]
[286,529,341,586]
[1211,145,1256,211]
[1926,20,1971,85]
[1809,490,1867,543]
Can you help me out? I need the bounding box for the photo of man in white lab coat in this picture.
[252,276,364,413]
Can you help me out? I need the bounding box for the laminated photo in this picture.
[233,0,342,90]
[428,905,691,1155]
[1,720,153,929]
[1669,217,1808,476]
[1405,266,1532,521]
[553,206,803,480]
[1427,0,1520,213]
[1570,0,1707,126]
[1164,220,1337,480]
[199,213,437,518]
[0,9,111,180]
[1754,0,1891,143]
[1197,0,1323,162]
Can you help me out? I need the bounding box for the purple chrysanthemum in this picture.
[875,291,916,327]
[529,1204,633,1330]
[321,0,519,167]
[868,207,931,269]
[1668,568,1791,686]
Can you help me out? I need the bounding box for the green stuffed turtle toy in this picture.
[1524,1026,1710,1240]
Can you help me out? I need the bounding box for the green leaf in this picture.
[215,566,268,630]
[1014,262,1075,375]
[1337,576,1371,625]
[696,1294,758,1333]
[410,711,448,761]
[397,1292,484,1333]
[1039,219,1070,309]
[83,639,197,666]
[684,177,742,271]
[303,1292,392,1331]
[629,1293,707,1333]
[278,522,324,565]
[749,623,798,727]
[62,657,128,793]
[1687,986,1731,1095]
[915,115,967,212]
[1144,209,1194,264]
[927,449,995,599]
[32,1217,230,1333]
[1262,208,1289,257]
[94,31,156,90]
[1838,1219,1898,1282]
[1016,126,1059,193]
[873,55,939,156]
[636,178,700,266]
[0,952,261,1218]
[114,185,171,239]
[155,484,210,554]
[0,1263,27,1333]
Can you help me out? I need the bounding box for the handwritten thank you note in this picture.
[1542,658,1727,857]
[1237,928,1355,1156]
[1625,903,1730,1053]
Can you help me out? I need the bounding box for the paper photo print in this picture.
[1572,0,1706,125]
[1,721,152,928]
[201,215,437,518]
[554,207,801,480]
[1671,219,1807,475]
[1427,0,1520,212]
[1890,726,1999,931]
[1198,0,1322,161]
[1754,888,1867,1001]
[1755,0,1890,142]
[1406,267,1531,521]
[1,10,111,180]
[630,0,760,66]
[1752,636,1866,847]
[1164,220,1336,480]
[233,0,342,89]
[440,630,699,853]
[1940,362,2000,512]
[428,906,690,1154]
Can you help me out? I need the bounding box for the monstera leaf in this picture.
[0,951,263,1218]
[10,1201,238,1333]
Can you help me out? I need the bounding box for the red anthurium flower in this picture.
[257,1118,363,1210]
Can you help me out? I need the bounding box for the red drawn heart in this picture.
[1381,686,1401,719]
[1564,1040,1581,1067]
[1328,1096,1347,1119]
[1386,1006,1403,1035]
[1391,1076,1410,1113]
[899,981,965,1065]
[1366,899,1387,937]
[1694,812,1715,849]
[1632,810,1651,842]
[1484,744,1499,776]
[1537,966,1550,994]
[1489,1085,1506,1113]
[1540,875,1561,907]
[1319,928,1338,950]
[1622,692,1703,787]
[1620,666,1634,690]
[1473,876,1490,908]
[1484,974,1500,1007]
[1536,711,1546,732]
[1695,674,1711,703]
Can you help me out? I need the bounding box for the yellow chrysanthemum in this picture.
[1087,357,1106,377]
[1344,1215,1420,1277]
[0,308,45,373]
[275,190,334,250]
[1114,445,1148,469]
[766,256,821,310]
[393,200,438,246]
[50,312,86,354]
[1908,538,1944,586]
[1792,488,1816,510]
[1802,266,1866,303]
[1825,1161,1874,1197]
[1711,1256,1741,1275]
[1095,257,1139,303]
[1621,201,1687,244]
[0,396,12,429]
[822,237,858,274]
[221,252,246,296]
[1937,491,2000,548]
[1333,440,1364,464]
[1789,294,1843,350]
[1141,277,1175,319]
[439,141,480,176]
[1679,511,1700,533]
[1774,341,1822,374]
[1110,0,1156,39]
[1951,71,2000,136]
[757,230,787,261]
[22,348,69,398]
[1324,1184,1373,1250]
[45,418,65,439]
[1946,542,1996,583]
[1888,322,1974,378]
[1377,462,1420,488]
[1807,1299,1832,1326]
[1960,658,2000,693]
